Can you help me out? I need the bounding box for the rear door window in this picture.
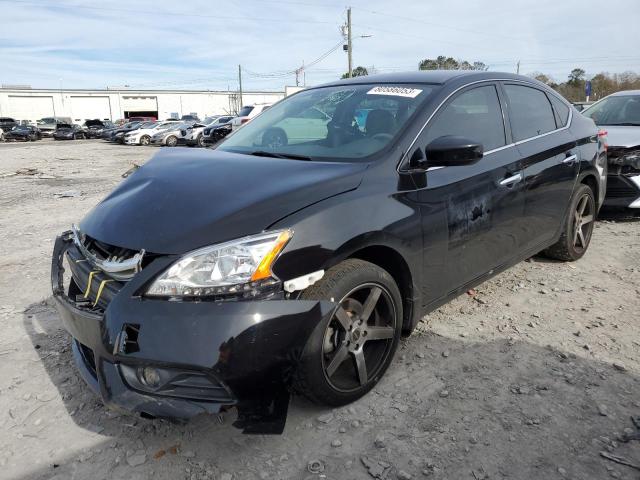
[425,84,506,151]
[504,84,557,141]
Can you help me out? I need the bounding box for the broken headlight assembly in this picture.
[145,230,292,299]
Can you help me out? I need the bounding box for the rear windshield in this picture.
[238,106,254,117]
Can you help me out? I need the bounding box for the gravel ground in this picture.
[0,139,639,480]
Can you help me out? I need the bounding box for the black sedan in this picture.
[53,124,86,140]
[51,71,604,434]
[83,119,115,139]
[202,117,235,146]
[4,125,42,141]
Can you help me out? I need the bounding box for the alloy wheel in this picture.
[573,192,594,250]
[321,283,397,392]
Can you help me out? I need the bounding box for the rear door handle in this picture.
[499,173,522,187]
[563,154,578,165]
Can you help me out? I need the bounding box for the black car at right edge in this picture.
[51,71,605,434]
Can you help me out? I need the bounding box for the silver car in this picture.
[582,90,640,209]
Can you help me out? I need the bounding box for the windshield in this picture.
[582,94,640,126]
[218,83,436,160]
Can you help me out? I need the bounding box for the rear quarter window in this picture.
[548,94,570,127]
[504,84,557,141]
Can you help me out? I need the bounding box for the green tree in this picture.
[419,56,487,71]
[341,66,369,79]
[567,68,586,85]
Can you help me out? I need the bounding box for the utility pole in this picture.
[516,60,520,75]
[238,64,243,109]
[347,7,353,78]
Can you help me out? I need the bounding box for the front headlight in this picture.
[146,229,292,297]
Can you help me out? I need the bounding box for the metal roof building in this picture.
[0,86,285,123]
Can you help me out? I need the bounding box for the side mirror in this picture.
[425,135,483,167]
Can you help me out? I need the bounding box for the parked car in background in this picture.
[177,117,234,147]
[82,120,115,139]
[51,71,605,434]
[128,116,156,123]
[37,117,74,137]
[4,125,41,141]
[582,90,640,209]
[107,121,145,143]
[180,114,200,122]
[0,117,19,133]
[202,116,235,146]
[124,122,175,146]
[0,128,4,142]
[53,124,86,140]
[150,122,193,147]
[231,104,272,130]
[573,101,594,112]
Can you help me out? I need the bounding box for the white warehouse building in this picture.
[0,86,287,123]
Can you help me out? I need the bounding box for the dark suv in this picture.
[0,117,18,133]
[51,71,605,434]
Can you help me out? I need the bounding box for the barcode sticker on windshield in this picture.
[367,86,423,98]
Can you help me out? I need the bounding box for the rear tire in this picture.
[140,135,150,146]
[293,259,402,406]
[543,183,596,261]
[166,135,177,147]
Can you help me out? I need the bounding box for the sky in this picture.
[0,0,638,91]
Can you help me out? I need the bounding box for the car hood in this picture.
[602,126,640,148]
[79,149,367,254]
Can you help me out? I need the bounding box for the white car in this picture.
[150,122,194,147]
[231,103,272,130]
[0,127,4,142]
[124,122,174,146]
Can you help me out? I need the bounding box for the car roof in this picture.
[609,89,640,97]
[318,70,536,87]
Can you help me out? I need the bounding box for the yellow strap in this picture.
[83,271,100,298]
[93,279,114,307]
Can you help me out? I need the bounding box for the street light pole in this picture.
[347,7,353,78]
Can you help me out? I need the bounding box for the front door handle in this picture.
[563,154,578,165]
[499,173,522,187]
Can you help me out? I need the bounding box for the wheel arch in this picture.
[578,170,600,207]
[324,236,419,334]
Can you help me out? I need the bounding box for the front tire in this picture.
[140,135,150,146]
[165,135,177,147]
[294,259,402,406]
[543,183,596,261]
[197,134,205,147]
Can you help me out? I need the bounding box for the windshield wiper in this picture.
[249,150,312,161]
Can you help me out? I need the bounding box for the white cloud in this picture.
[0,0,638,89]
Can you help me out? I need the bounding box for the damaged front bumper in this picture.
[605,150,640,208]
[51,232,333,433]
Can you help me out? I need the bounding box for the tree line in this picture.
[532,68,640,102]
[342,56,640,103]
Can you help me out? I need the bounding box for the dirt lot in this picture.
[0,139,639,480]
